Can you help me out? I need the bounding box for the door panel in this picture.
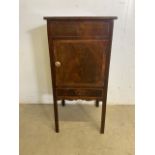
[53,40,109,87]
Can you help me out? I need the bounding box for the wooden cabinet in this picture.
[44,17,117,133]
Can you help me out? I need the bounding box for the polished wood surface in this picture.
[44,16,117,134]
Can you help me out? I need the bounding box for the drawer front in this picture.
[48,21,110,37]
[56,88,103,98]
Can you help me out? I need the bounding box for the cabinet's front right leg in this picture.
[100,98,107,134]
[53,98,59,132]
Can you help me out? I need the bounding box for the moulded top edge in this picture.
[43,16,118,20]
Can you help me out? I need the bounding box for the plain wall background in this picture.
[19,0,134,104]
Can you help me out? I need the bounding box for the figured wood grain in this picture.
[53,40,109,87]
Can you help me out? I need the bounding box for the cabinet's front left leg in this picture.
[53,98,59,132]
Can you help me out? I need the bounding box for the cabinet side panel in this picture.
[47,21,57,100]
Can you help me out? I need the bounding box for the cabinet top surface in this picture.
[43,16,118,20]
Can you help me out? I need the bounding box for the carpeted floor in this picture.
[19,103,134,155]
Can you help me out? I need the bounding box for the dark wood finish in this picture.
[44,16,117,134]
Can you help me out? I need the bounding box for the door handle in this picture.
[55,61,61,67]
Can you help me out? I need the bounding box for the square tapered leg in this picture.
[53,99,59,132]
[100,99,107,134]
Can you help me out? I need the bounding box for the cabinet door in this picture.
[53,40,109,87]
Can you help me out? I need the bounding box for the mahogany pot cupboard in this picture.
[44,16,117,133]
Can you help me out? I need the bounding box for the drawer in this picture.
[48,21,110,37]
[56,88,103,98]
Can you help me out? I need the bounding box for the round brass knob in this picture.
[55,61,61,67]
